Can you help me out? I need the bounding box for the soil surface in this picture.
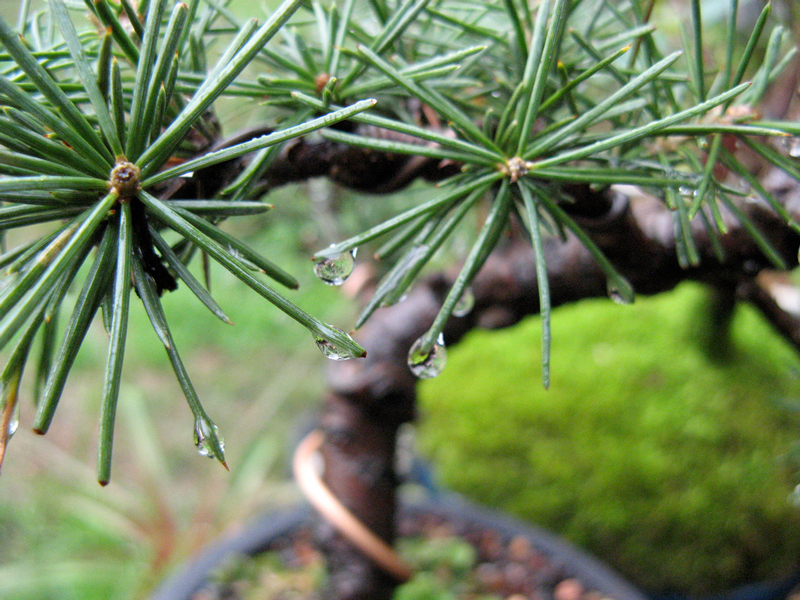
[191,508,645,600]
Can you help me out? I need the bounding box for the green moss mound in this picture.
[417,283,800,597]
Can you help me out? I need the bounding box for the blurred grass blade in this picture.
[98,202,133,486]
[34,227,115,434]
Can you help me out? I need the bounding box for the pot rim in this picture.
[148,493,647,600]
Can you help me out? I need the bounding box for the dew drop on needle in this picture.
[407,334,447,379]
[313,248,357,286]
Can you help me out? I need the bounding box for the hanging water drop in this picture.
[6,408,18,439]
[194,417,224,459]
[678,186,696,200]
[1,384,19,441]
[407,333,447,379]
[314,327,360,360]
[790,138,800,158]
[789,484,800,508]
[607,279,634,305]
[313,247,357,286]
[452,287,475,317]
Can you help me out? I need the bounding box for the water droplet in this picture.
[314,327,360,360]
[678,186,696,200]
[452,287,475,317]
[7,410,18,439]
[407,333,447,379]
[789,484,800,508]
[782,136,800,158]
[194,417,224,459]
[607,279,634,305]
[313,247,356,286]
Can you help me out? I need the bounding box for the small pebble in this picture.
[508,535,533,562]
[554,578,585,600]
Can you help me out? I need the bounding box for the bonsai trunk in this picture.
[314,175,800,600]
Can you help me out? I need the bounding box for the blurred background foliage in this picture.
[0,0,799,599]
[418,281,800,596]
[0,187,354,599]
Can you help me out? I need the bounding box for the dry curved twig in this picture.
[293,429,413,582]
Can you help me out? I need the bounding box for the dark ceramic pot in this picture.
[149,494,648,600]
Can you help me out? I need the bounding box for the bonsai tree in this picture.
[1,0,800,598]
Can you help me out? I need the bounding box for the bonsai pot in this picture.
[148,493,648,600]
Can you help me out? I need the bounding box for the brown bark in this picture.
[173,121,800,599]
[317,169,800,600]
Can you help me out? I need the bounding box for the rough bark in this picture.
[170,120,800,600]
[318,169,800,600]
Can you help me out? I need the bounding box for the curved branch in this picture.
[314,167,800,599]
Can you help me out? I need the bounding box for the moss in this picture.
[417,282,800,597]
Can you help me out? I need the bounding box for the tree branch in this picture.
[314,166,800,599]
